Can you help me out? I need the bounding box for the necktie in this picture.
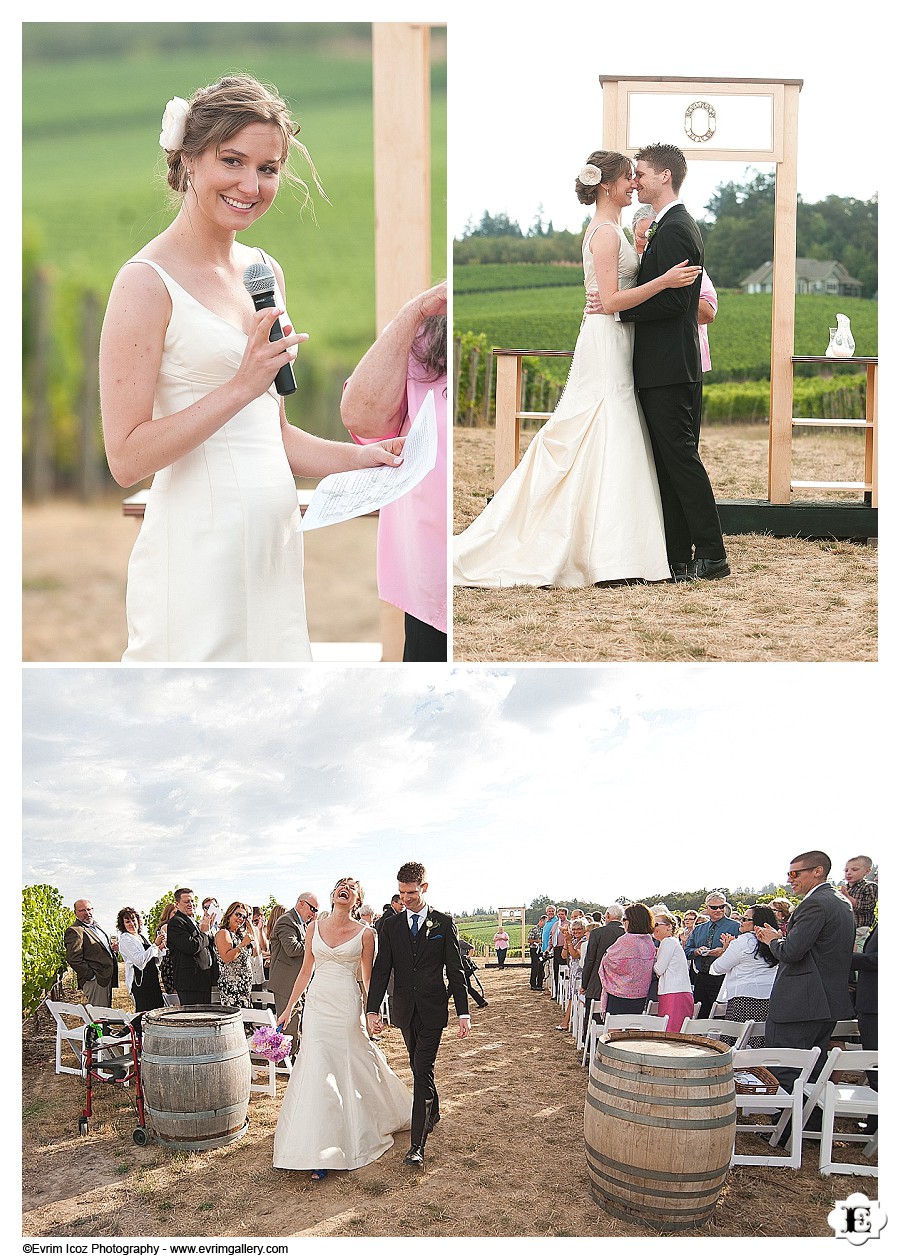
[411,913,420,938]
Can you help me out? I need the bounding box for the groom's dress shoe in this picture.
[692,556,731,580]
[404,1145,425,1167]
[669,562,693,583]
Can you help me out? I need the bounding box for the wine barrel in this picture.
[584,1030,736,1232]
[141,1006,251,1150]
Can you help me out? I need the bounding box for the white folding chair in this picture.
[731,1047,821,1169]
[240,1007,284,1096]
[572,991,586,1046]
[680,1017,752,1048]
[773,1046,877,1176]
[581,999,604,1066]
[161,993,180,1006]
[251,988,276,1010]
[829,1019,862,1049]
[557,971,570,1008]
[45,1000,92,1076]
[604,1013,670,1033]
[744,1020,766,1047]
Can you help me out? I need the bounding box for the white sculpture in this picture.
[826,313,855,358]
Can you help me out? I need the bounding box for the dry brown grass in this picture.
[22,495,382,662]
[23,968,876,1238]
[453,427,877,662]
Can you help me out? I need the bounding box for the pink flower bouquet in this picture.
[249,1025,293,1063]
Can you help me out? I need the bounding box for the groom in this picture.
[612,143,729,581]
[366,861,470,1167]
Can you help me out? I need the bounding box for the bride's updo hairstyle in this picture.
[330,876,364,918]
[163,74,326,209]
[575,150,632,205]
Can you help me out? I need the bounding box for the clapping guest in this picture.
[652,912,694,1032]
[597,903,656,1017]
[678,909,698,946]
[557,917,588,1033]
[709,904,778,1046]
[768,898,793,935]
[117,906,165,1012]
[215,901,256,1009]
[248,906,268,987]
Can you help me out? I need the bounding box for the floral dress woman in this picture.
[216,930,254,1008]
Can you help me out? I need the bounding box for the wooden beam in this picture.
[768,82,801,503]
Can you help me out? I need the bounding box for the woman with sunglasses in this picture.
[709,904,779,1046]
[214,901,256,1008]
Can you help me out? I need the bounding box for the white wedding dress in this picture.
[453,224,670,586]
[121,257,312,662]
[273,922,411,1171]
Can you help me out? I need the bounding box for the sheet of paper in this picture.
[297,389,438,532]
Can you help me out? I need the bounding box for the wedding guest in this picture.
[214,901,256,1009]
[493,926,510,969]
[683,893,741,1017]
[769,898,793,934]
[100,74,404,663]
[202,897,221,932]
[249,906,268,987]
[116,906,165,1012]
[678,908,698,946]
[557,917,588,1033]
[156,901,178,994]
[652,911,694,1032]
[341,282,448,661]
[528,917,547,990]
[581,903,627,1022]
[597,903,656,1016]
[167,888,217,1006]
[359,905,377,928]
[266,903,287,944]
[851,923,877,1128]
[709,904,778,1046]
[839,855,878,950]
[64,899,119,1009]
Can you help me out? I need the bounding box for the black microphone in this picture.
[242,261,297,396]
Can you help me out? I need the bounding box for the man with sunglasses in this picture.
[270,892,319,1052]
[754,850,854,1097]
[683,893,741,1017]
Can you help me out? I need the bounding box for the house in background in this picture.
[740,258,864,297]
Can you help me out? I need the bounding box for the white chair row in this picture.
[580,1006,670,1066]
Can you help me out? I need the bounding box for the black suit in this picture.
[367,906,469,1148]
[851,924,877,1093]
[581,921,625,1013]
[765,883,855,1087]
[166,910,216,1005]
[619,203,725,564]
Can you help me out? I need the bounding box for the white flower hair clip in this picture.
[159,97,190,152]
[579,164,602,186]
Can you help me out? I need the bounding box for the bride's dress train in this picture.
[453,224,669,587]
[273,923,411,1171]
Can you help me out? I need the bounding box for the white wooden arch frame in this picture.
[497,907,527,960]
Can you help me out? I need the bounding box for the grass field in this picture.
[23,33,446,376]
[458,917,525,955]
[454,278,877,385]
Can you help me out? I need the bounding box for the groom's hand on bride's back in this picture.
[584,292,606,316]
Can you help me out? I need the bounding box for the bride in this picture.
[100,76,404,662]
[273,878,411,1180]
[453,150,699,589]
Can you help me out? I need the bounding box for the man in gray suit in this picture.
[755,849,854,1091]
[580,903,626,1022]
[269,892,319,1050]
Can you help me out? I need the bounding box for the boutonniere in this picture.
[645,222,658,244]
[425,918,434,933]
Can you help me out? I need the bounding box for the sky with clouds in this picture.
[22,665,884,928]
[449,2,878,236]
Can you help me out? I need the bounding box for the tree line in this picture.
[456,173,878,297]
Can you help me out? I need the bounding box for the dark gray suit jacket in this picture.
[767,883,855,1023]
[581,922,625,1004]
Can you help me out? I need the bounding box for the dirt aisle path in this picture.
[23,966,865,1237]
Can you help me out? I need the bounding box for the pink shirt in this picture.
[699,269,718,373]
[352,353,447,633]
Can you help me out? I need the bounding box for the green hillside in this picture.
[23,35,446,370]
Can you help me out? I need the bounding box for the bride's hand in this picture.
[234,308,308,400]
[357,437,405,469]
[662,259,702,288]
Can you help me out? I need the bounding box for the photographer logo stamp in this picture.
[828,1194,887,1245]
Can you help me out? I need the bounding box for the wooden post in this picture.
[865,362,877,507]
[24,267,53,502]
[768,82,801,503]
[372,23,432,661]
[494,354,522,492]
[77,290,101,501]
